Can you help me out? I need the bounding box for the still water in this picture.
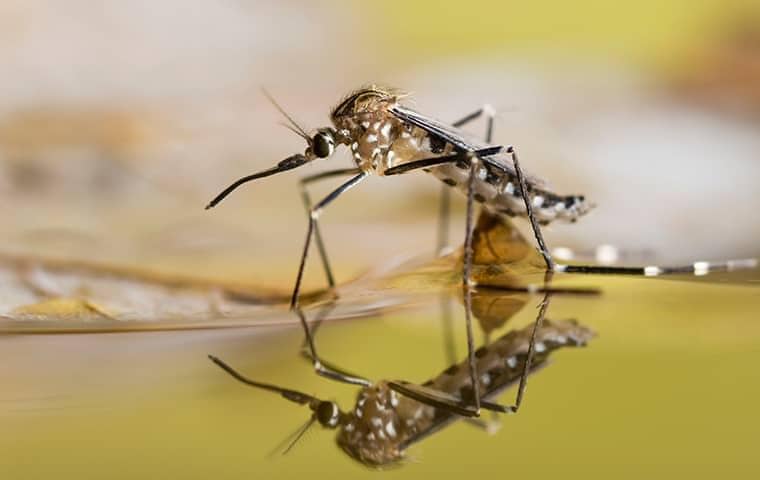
[2,262,758,478]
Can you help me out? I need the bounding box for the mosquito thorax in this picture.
[336,383,406,467]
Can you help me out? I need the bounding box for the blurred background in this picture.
[1,1,759,478]
[1,0,759,286]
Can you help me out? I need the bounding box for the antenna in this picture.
[262,88,312,144]
[269,417,317,457]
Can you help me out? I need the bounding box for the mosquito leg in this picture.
[393,278,554,418]
[508,146,554,271]
[387,146,504,415]
[297,301,335,363]
[453,105,495,143]
[555,258,758,277]
[296,307,372,387]
[463,154,482,415]
[384,146,502,176]
[510,273,553,413]
[437,184,451,254]
[298,300,335,348]
[462,284,482,416]
[452,108,484,128]
[437,106,497,396]
[436,106,496,255]
[299,168,361,290]
[387,380,508,417]
[481,271,554,415]
[290,171,368,310]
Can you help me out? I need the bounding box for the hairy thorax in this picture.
[335,112,433,173]
[330,86,438,174]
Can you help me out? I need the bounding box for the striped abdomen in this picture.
[428,162,592,225]
[423,318,595,402]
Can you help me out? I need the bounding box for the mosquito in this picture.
[208,293,595,468]
[206,85,757,414]
[206,86,584,298]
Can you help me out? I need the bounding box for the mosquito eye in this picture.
[316,401,339,427]
[312,133,333,158]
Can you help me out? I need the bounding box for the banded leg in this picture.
[296,305,372,387]
[290,171,368,310]
[386,147,503,416]
[387,146,555,414]
[438,107,497,422]
[508,146,554,271]
[509,272,553,414]
[463,155,482,414]
[383,147,503,176]
[437,106,497,254]
[299,168,361,290]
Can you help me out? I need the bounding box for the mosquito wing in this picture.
[388,104,547,187]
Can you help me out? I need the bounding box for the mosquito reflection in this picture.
[209,288,595,468]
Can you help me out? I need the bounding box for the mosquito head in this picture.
[312,399,342,428]
[265,400,344,456]
[262,88,339,160]
[309,128,337,159]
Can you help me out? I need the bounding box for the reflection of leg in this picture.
[387,380,507,417]
[290,173,369,383]
[296,306,371,387]
[459,108,497,412]
[290,172,368,310]
[299,168,360,290]
[387,273,554,418]
[478,306,500,430]
[510,273,553,413]
[437,106,496,254]
[439,293,457,365]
